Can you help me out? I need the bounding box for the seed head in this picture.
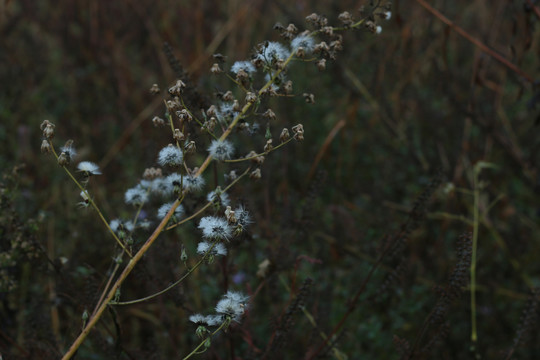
[158,144,183,167]
[77,161,101,175]
[208,139,234,160]
[198,216,233,241]
[215,291,249,322]
[197,241,227,257]
[230,61,256,75]
[124,186,148,206]
[157,202,184,220]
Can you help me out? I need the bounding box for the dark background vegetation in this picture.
[1,0,539,358]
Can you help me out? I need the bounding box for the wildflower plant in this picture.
[39,2,393,358]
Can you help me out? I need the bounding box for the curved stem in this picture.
[110,240,218,305]
[49,141,132,257]
[183,317,231,360]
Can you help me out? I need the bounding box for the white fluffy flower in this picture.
[197,241,227,257]
[206,189,230,207]
[215,291,249,322]
[157,145,183,166]
[291,35,315,53]
[234,205,252,230]
[230,60,256,75]
[182,174,206,192]
[124,186,148,206]
[256,41,289,62]
[77,161,101,175]
[157,202,184,220]
[208,139,234,160]
[198,216,233,240]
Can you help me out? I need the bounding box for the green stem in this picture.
[183,318,231,360]
[471,169,480,344]
[49,141,132,257]
[110,241,218,305]
[224,138,294,163]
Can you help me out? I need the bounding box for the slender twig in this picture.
[110,240,218,305]
[415,0,534,83]
[183,317,231,360]
[48,141,132,257]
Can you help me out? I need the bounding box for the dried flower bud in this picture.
[180,244,188,262]
[306,13,319,25]
[206,105,218,117]
[257,258,272,278]
[236,68,249,83]
[173,128,185,142]
[303,93,315,103]
[41,139,51,154]
[283,80,293,94]
[246,150,265,165]
[143,167,162,180]
[296,47,306,58]
[264,139,273,152]
[252,58,264,69]
[149,83,160,95]
[316,58,326,71]
[213,53,227,63]
[210,63,223,74]
[245,92,257,104]
[166,99,181,111]
[321,26,333,36]
[152,116,165,127]
[177,109,193,122]
[279,128,290,142]
[292,124,304,141]
[273,22,285,31]
[203,117,217,132]
[58,152,69,166]
[227,169,238,181]
[40,120,55,139]
[365,20,377,33]
[263,109,276,121]
[168,80,186,96]
[286,23,298,34]
[314,41,330,54]
[225,206,237,223]
[232,100,241,112]
[261,86,279,97]
[330,39,343,51]
[338,11,353,25]
[185,141,196,154]
[222,90,234,102]
[250,168,262,180]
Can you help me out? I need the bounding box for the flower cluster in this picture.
[189,290,249,328]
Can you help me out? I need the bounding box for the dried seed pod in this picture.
[149,83,160,95]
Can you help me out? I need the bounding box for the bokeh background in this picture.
[1,0,539,358]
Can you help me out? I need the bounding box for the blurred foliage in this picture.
[1,0,539,359]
